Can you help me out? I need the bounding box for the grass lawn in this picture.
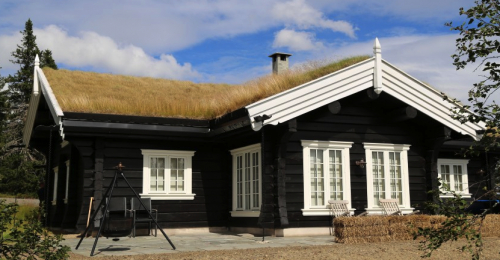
[1,203,39,239]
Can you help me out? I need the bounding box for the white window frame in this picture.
[364,143,413,215]
[140,149,196,200]
[52,166,59,205]
[301,140,353,216]
[230,144,262,217]
[438,159,471,198]
[64,161,70,204]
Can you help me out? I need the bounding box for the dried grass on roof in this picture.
[43,56,370,119]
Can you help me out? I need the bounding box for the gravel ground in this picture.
[67,237,500,259]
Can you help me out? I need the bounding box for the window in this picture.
[230,144,261,217]
[141,150,195,200]
[64,161,70,204]
[301,141,353,216]
[364,143,413,214]
[52,166,59,205]
[438,159,470,198]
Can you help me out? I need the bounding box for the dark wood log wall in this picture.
[68,136,234,231]
[281,92,441,229]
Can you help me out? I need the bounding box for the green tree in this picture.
[7,19,41,104]
[0,67,7,147]
[40,49,58,70]
[414,1,500,259]
[1,19,57,198]
[446,0,500,152]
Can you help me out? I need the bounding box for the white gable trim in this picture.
[381,60,483,139]
[246,40,484,140]
[23,65,65,146]
[246,58,375,131]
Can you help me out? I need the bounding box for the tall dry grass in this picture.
[44,56,370,119]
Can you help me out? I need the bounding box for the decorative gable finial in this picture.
[373,38,383,94]
[33,54,40,95]
[35,54,40,68]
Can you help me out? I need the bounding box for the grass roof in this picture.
[43,55,370,119]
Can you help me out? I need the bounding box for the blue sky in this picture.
[0,0,486,103]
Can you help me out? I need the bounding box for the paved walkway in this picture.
[64,233,336,257]
[1,198,39,206]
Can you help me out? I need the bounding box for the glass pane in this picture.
[158,158,165,168]
[178,158,184,169]
[151,157,156,168]
[158,169,164,191]
[150,168,156,191]
[178,170,184,191]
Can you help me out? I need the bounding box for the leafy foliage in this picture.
[414,191,485,259]
[0,200,70,259]
[446,0,500,153]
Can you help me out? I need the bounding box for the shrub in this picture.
[0,200,70,259]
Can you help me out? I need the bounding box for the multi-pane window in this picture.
[364,143,412,214]
[438,159,469,197]
[231,144,261,217]
[141,150,195,200]
[371,151,403,205]
[301,141,352,216]
[309,149,345,206]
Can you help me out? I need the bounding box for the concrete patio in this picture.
[64,233,336,257]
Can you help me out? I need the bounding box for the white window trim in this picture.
[140,149,196,200]
[230,143,262,217]
[364,143,414,215]
[301,140,354,216]
[64,161,70,204]
[438,158,471,198]
[52,166,59,206]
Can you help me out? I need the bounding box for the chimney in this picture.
[269,52,292,74]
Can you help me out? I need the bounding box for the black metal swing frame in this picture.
[75,163,176,256]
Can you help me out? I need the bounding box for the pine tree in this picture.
[0,68,7,148]
[40,49,58,70]
[0,19,57,198]
[7,19,41,104]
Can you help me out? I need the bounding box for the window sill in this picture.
[364,207,415,215]
[440,193,471,199]
[230,211,260,217]
[140,193,196,200]
[301,208,355,216]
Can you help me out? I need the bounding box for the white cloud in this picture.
[272,0,356,38]
[0,32,21,74]
[273,29,324,52]
[30,25,199,80]
[0,0,358,54]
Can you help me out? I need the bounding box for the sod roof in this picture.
[43,56,370,120]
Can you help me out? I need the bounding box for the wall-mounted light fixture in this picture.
[356,159,367,168]
[476,169,485,176]
[254,114,272,123]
